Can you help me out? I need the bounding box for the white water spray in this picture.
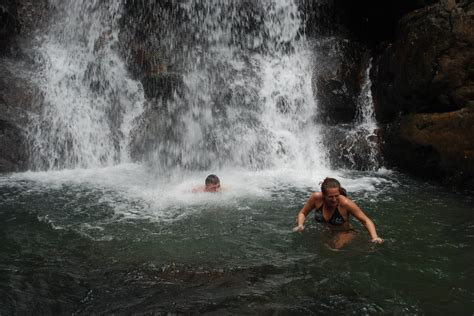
[16,0,386,213]
[136,0,329,173]
[28,0,145,170]
[355,60,381,168]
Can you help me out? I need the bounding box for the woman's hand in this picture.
[370,237,384,244]
[293,224,305,232]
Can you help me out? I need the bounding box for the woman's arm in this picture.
[345,199,383,243]
[293,193,319,232]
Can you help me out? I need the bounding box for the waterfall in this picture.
[354,60,381,169]
[128,0,328,172]
[25,0,381,173]
[28,0,145,170]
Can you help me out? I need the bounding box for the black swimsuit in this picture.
[314,204,346,226]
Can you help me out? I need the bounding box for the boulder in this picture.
[372,0,474,188]
[372,0,474,123]
[381,103,474,187]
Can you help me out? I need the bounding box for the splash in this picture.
[28,0,145,169]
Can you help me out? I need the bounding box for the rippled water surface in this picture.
[1,164,473,314]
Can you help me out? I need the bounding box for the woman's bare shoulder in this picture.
[338,195,357,208]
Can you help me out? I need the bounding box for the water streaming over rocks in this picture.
[323,60,382,170]
[28,0,145,170]
[125,0,328,172]
[24,0,380,173]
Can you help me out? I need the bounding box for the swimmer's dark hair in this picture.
[205,174,220,185]
[321,177,347,197]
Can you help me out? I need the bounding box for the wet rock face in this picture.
[302,0,435,45]
[0,0,53,173]
[0,63,37,172]
[0,120,25,172]
[372,0,474,123]
[0,1,23,172]
[0,0,18,54]
[313,38,367,125]
[381,103,474,186]
[310,33,383,170]
[373,0,474,187]
[322,125,381,171]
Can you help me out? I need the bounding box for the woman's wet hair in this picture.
[320,177,347,197]
[205,174,220,185]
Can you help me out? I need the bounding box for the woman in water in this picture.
[293,177,383,248]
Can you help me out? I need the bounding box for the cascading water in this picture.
[26,0,382,174]
[127,0,329,173]
[354,60,382,168]
[28,0,145,170]
[326,58,382,171]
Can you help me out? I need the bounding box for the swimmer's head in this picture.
[204,174,221,192]
[321,177,346,206]
[321,177,347,196]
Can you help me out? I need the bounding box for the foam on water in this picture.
[1,163,390,223]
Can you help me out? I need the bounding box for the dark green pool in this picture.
[1,165,473,314]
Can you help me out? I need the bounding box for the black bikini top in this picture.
[314,204,346,225]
